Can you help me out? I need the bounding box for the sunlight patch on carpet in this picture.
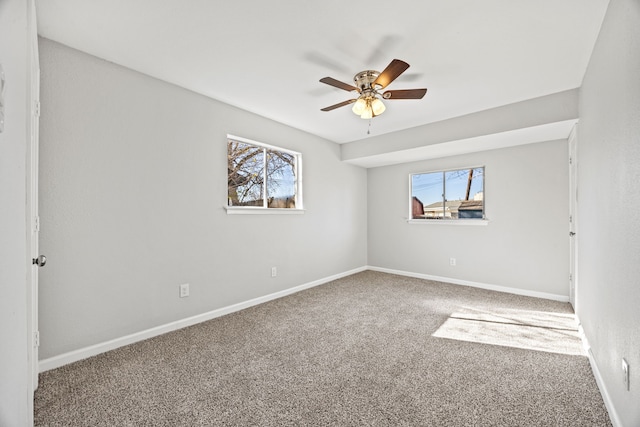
[432,307,585,356]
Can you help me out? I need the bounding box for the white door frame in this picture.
[568,124,578,310]
[26,0,40,393]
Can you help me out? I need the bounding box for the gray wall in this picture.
[38,39,367,359]
[342,89,579,164]
[367,140,569,297]
[0,1,32,425]
[578,0,640,425]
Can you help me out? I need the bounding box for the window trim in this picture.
[408,165,487,223]
[224,206,306,215]
[406,218,489,225]
[226,134,304,214]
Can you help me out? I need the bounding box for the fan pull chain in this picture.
[367,119,372,135]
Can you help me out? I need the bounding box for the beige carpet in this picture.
[35,271,612,426]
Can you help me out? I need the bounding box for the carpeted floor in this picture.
[34,271,612,426]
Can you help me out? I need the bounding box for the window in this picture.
[227,135,302,211]
[410,167,484,220]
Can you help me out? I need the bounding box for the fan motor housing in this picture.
[353,70,381,92]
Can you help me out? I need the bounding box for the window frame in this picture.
[408,166,488,225]
[225,134,304,215]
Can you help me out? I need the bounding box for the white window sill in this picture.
[224,206,305,215]
[407,219,489,226]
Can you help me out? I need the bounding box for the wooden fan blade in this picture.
[321,99,356,111]
[373,59,410,89]
[382,88,427,100]
[319,77,359,93]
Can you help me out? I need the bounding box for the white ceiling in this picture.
[35,0,609,145]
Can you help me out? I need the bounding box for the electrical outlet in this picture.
[271,267,277,277]
[622,358,630,390]
[449,257,456,266]
[179,283,189,298]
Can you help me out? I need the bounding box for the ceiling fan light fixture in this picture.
[354,96,384,119]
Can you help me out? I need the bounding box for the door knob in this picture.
[32,255,46,267]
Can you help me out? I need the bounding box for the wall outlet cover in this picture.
[179,283,190,298]
[622,358,630,390]
[0,64,5,133]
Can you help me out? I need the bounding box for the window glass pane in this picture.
[411,172,444,219]
[411,167,484,220]
[458,167,484,219]
[443,170,466,219]
[266,151,296,208]
[227,141,265,206]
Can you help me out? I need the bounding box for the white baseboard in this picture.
[367,265,570,302]
[39,266,367,373]
[576,318,622,427]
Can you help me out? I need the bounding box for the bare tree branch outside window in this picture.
[228,139,299,209]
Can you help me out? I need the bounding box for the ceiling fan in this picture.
[319,59,427,119]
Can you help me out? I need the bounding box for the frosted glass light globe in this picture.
[352,98,367,115]
[371,98,386,116]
